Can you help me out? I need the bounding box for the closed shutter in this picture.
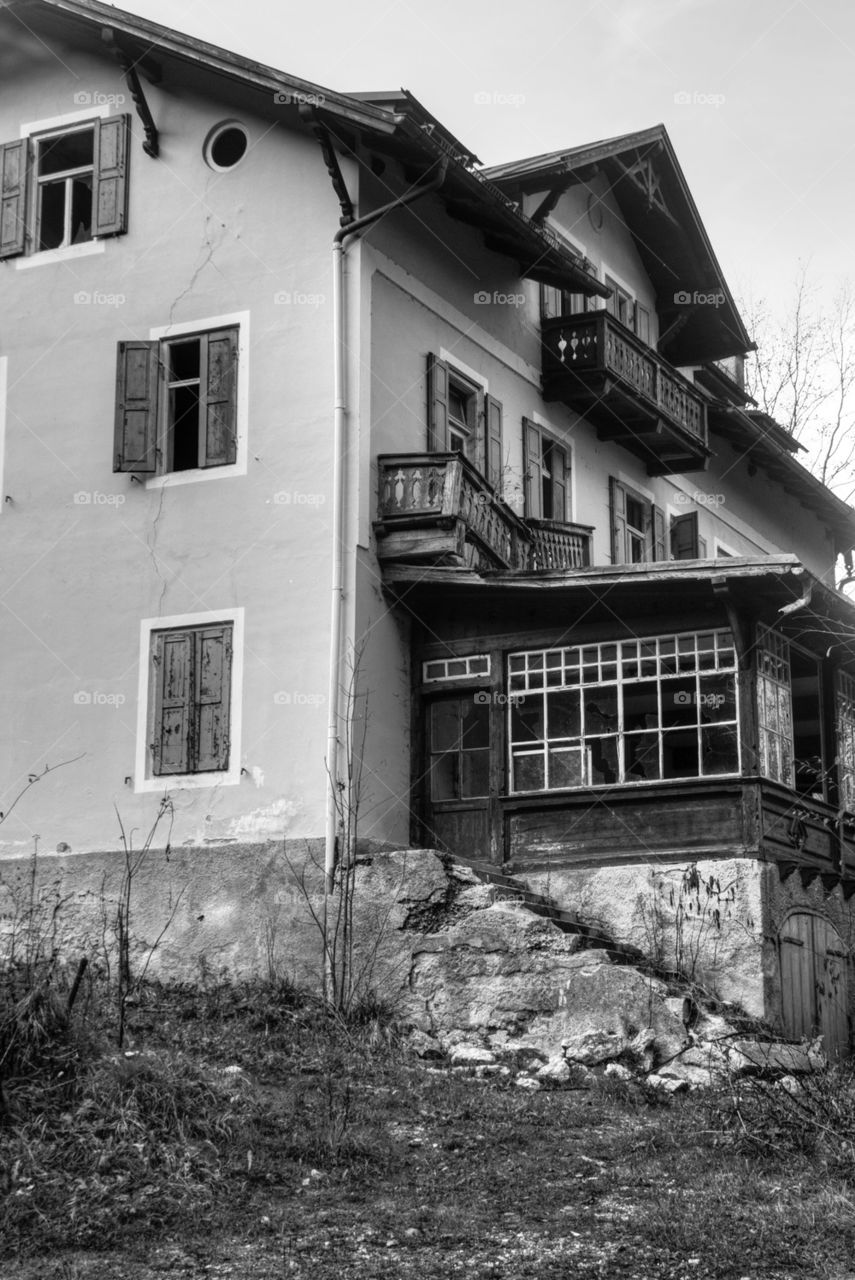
[551,444,568,522]
[671,511,700,559]
[152,629,193,776]
[93,115,130,237]
[609,477,627,563]
[485,394,503,489]
[523,418,542,519]
[194,625,232,772]
[114,340,159,472]
[427,353,449,452]
[0,138,30,259]
[202,328,238,467]
[652,505,667,560]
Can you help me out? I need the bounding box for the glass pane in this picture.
[661,678,695,726]
[38,128,94,175]
[511,696,544,744]
[447,659,467,677]
[697,673,736,723]
[514,752,545,792]
[461,748,489,798]
[70,176,92,244]
[547,689,581,740]
[38,181,65,250]
[548,749,585,789]
[424,661,444,681]
[169,339,201,382]
[623,680,659,731]
[701,725,739,775]
[430,752,456,800]
[461,700,490,749]
[584,686,619,734]
[469,656,489,674]
[589,736,619,785]
[624,731,660,782]
[431,702,460,752]
[662,728,699,779]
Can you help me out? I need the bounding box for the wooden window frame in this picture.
[427,352,503,490]
[609,477,667,564]
[524,419,571,522]
[135,608,244,792]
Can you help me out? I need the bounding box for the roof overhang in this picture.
[484,125,752,365]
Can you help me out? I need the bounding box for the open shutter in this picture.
[0,138,30,259]
[427,353,449,452]
[201,328,238,467]
[551,444,568,522]
[152,630,193,776]
[652,505,667,560]
[485,394,503,490]
[194,625,232,772]
[523,418,542,519]
[93,115,130,237]
[671,511,700,559]
[609,477,626,563]
[114,340,159,472]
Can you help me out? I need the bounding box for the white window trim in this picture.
[134,607,244,792]
[13,106,114,270]
[439,348,488,393]
[145,311,250,489]
[530,410,575,520]
[715,540,738,558]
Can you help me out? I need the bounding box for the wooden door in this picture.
[779,912,850,1060]
[423,694,497,864]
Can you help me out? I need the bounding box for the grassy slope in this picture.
[3,983,855,1280]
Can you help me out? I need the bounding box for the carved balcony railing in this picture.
[375,453,593,573]
[541,312,710,475]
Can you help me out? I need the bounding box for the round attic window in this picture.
[204,122,249,171]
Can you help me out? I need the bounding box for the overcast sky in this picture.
[115,0,853,319]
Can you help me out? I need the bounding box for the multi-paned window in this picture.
[507,629,739,792]
[428,697,490,800]
[427,353,503,490]
[610,478,665,563]
[0,116,129,259]
[114,327,239,475]
[836,672,855,813]
[523,419,569,522]
[756,628,795,787]
[148,622,233,777]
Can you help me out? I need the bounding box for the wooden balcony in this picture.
[541,312,710,475]
[375,453,593,573]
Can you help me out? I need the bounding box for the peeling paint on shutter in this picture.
[114,340,159,472]
[93,115,130,237]
[523,419,542,519]
[485,394,503,490]
[194,625,232,772]
[0,138,30,259]
[201,328,238,467]
[153,630,193,775]
[427,353,449,452]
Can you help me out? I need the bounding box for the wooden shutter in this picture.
[152,630,193,776]
[485,394,503,489]
[551,444,568,522]
[609,477,627,563]
[114,340,159,472]
[0,138,30,259]
[194,625,232,772]
[93,115,130,237]
[652,505,667,560]
[636,305,650,345]
[523,418,542,519]
[427,353,449,452]
[201,328,239,467]
[671,511,700,559]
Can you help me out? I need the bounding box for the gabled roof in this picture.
[3,0,606,296]
[485,125,752,367]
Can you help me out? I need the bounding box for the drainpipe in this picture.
[324,158,448,893]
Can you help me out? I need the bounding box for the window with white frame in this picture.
[508,629,739,792]
[756,629,794,787]
[836,671,855,812]
[0,115,129,260]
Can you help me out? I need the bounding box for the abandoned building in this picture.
[2,0,855,1057]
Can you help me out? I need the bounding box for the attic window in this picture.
[204,123,249,171]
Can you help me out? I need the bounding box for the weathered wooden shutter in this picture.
[152,629,193,775]
[609,477,626,563]
[201,328,239,467]
[523,418,542,519]
[93,115,130,237]
[194,625,232,772]
[0,138,30,259]
[427,353,449,452]
[485,394,503,489]
[652,505,667,560]
[636,305,651,345]
[671,510,700,559]
[114,340,159,472]
[551,444,568,522]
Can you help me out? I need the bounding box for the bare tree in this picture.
[742,267,855,502]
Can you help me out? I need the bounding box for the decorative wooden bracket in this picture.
[531,183,567,224]
[712,580,751,670]
[102,29,160,158]
[298,108,354,226]
[615,148,677,225]
[777,861,799,883]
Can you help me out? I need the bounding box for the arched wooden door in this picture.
[779,911,850,1060]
